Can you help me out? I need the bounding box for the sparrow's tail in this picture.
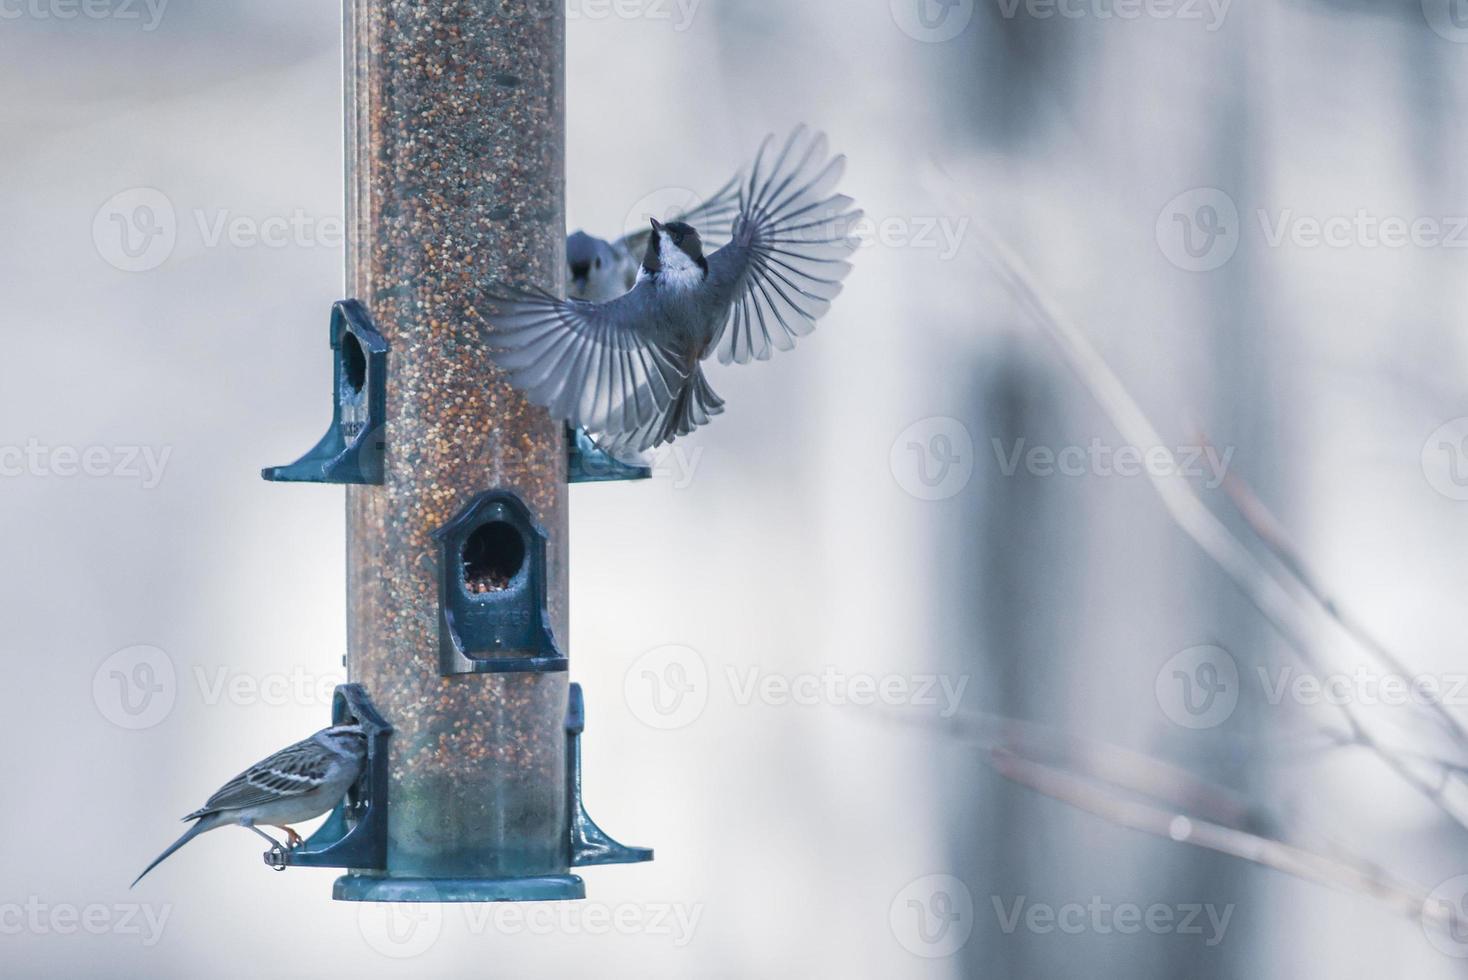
[607,365,725,454]
[132,812,222,888]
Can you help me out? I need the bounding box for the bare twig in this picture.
[875,704,1457,937]
[1211,456,1468,750]
[977,233,1468,830]
[883,708,1259,830]
[989,748,1455,935]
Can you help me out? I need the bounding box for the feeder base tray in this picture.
[333,873,586,903]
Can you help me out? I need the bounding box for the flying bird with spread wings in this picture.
[484,126,862,452]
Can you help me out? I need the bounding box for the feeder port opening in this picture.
[462,520,526,594]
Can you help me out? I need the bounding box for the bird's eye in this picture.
[594,257,602,269]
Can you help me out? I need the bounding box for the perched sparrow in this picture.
[486,126,861,452]
[132,725,366,887]
[566,174,742,302]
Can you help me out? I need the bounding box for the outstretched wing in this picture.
[190,737,338,818]
[616,172,745,262]
[707,126,862,365]
[480,283,687,436]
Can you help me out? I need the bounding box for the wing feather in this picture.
[192,740,333,816]
[707,126,862,366]
[480,283,687,436]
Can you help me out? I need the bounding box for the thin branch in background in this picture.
[1209,453,1468,750]
[987,748,1457,938]
[876,706,1457,938]
[1312,724,1468,776]
[882,708,1260,830]
[975,231,1468,832]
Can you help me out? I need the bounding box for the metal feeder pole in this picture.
[339,0,573,902]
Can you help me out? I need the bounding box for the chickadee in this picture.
[132,725,366,887]
[566,176,742,302]
[485,126,861,452]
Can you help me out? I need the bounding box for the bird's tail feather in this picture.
[659,367,726,446]
[605,366,725,454]
[132,813,221,888]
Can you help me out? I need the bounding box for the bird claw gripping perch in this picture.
[262,831,309,871]
[262,684,393,873]
[264,845,290,871]
[262,300,389,486]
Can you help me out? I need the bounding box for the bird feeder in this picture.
[567,425,652,483]
[261,0,650,902]
[264,683,392,872]
[262,299,388,486]
[433,490,565,676]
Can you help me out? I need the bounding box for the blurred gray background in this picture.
[5,0,1468,977]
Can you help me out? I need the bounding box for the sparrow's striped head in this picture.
[317,723,367,750]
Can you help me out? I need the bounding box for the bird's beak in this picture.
[650,218,664,234]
